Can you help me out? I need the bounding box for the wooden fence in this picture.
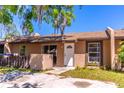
[0,56,30,68]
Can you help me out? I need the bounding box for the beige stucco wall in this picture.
[5,43,41,56]
[115,40,121,54]
[11,44,20,54]
[27,43,41,54]
[74,54,85,67]
[74,41,86,67]
[102,39,121,69]
[5,42,64,67]
[103,40,111,67]
[5,38,122,69]
[29,54,53,70]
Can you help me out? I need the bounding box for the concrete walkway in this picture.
[45,67,75,75]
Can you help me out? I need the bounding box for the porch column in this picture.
[4,42,11,54]
[106,27,115,70]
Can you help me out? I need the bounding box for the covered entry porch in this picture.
[41,42,64,67]
[41,42,75,67]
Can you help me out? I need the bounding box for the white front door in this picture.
[64,43,74,67]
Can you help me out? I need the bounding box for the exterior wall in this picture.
[5,43,41,56]
[4,38,122,68]
[115,40,121,54]
[27,43,41,54]
[5,42,64,67]
[74,54,85,67]
[11,44,20,54]
[103,40,111,67]
[56,42,64,67]
[74,41,86,67]
[29,54,53,70]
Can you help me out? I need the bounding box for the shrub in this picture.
[75,66,80,70]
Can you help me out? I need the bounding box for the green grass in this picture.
[60,67,124,88]
[0,66,44,74]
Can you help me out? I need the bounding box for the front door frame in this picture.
[64,43,75,67]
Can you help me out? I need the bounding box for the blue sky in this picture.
[15,5,124,35]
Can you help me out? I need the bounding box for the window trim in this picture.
[86,41,103,66]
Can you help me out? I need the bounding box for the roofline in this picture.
[115,36,124,40]
[8,39,77,44]
[72,37,109,41]
[4,28,124,44]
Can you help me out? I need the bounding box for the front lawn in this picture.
[60,67,124,88]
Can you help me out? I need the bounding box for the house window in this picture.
[20,45,26,56]
[43,45,57,54]
[67,45,72,49]
[87,42,101,65]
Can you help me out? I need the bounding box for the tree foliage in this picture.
[0,5,75,36]
[51,6,75,36]
[0,7,12,25]
[0,6,19,38]
[4,24,20,39]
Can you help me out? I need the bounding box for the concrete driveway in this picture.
[0,67,117,88]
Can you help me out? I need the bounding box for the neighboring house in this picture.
[1,27,124,70]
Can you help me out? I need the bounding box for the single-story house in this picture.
[1,27,124,70]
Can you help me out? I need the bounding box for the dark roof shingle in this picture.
[8,29,124,43]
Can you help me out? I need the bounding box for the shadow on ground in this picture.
[73,81,91,88]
